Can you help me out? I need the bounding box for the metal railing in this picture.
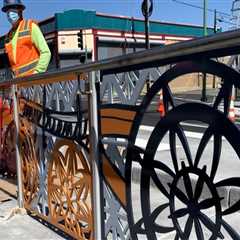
[1,29,240,239]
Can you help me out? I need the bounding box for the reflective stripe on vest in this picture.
[18,30,30,38]
[23,20,28,30]
[18,20,31,38]
[14,60,38,76]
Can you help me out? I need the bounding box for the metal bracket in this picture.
[79,90,92,95]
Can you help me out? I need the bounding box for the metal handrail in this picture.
[1,28,240,88]
[2,27,240,240]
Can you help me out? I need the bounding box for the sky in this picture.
[0,0,234,35]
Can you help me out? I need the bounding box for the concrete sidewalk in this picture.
[0,191,64,240]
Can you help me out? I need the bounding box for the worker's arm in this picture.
[31,23,51,73]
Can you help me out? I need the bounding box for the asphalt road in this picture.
[141,90,240,132]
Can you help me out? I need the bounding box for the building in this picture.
[0,9,216,72]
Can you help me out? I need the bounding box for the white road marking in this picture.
[135,138,172,152]
[139,125,217,140]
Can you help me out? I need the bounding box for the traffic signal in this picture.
[77,30,83,50]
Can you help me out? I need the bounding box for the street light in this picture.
[141,0,153,50]
[142,0,153,92]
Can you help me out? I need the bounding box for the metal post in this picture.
[213,9,217,89]
[201,0,208,102]
[88,71,102,239]
[144,0,150,91]
[214,9,217,33]
[201,71,207,102]
[142,0,153,91]
[131,17,136,53]
[203,0,208,36]
[144,1,150,50]
[11,85,24,208]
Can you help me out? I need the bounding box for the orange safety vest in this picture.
[5,19,40,77]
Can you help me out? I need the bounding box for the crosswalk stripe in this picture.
[140,125,216,140]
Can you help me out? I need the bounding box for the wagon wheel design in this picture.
[128,103,240,239]
[125,60,240,239]
[48,140,93,240]
[19,119,39,207]
[169,163,222,240]
[2,118,39,203]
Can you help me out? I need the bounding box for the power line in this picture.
[217,18,236,26]
[172,0,231,17]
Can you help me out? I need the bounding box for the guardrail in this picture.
[1,29,240,239]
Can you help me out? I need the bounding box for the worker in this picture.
[2,0,51,77]
[0,0,51,176]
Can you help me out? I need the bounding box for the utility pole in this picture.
[231,0,240,101]
[201,0,208,102]
[232,0,240,28]
[212,9,217,89]
[214,9,217,33]
[203,0,208,36]
[142,0,153,91]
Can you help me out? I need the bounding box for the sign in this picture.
[141,0,153,18]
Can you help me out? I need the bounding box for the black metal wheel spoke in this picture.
[194,127,212,168]
[174,233,180,240]
[213,86,225,110]
[182,164,193,200]
[134,204,175,235]
[221,219,240,240]
[171,185,189,205]
[150,160,175,198]
[170,208,188,219]
[169,130,179,173]
[223,200,240,216]
[150,203,175,233]
[175,125,193,167]
[210,134,222,180]
[133,218,146,235]
[198,212,224,239]
[194,218,204,240]
[198,198,215,210]
[152,160,175,178]
[184,216,193,239]
[194,166,206,200]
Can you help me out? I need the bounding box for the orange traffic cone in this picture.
[157,90,165,117]
[228,87,235,122]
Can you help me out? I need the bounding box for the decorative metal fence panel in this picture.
[21,81,91,233]
[100,59,240,239]
[1,29,240,239]
[0,74,94,240]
